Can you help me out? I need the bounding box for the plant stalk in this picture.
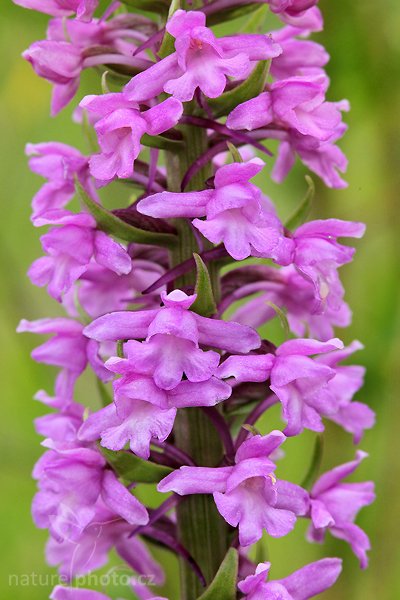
[166,118,229,599]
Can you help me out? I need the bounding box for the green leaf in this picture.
[285,175,315,231]
[191,253,217,317]
[75,180,177,248]
[301,434,324,490]
[100,446,173,484]
[207,3,261,26]
[240,4,268,33]
[96,379,113,408]
[226,142,243,163]
[207,60,270,118]
[198,548,238,600]
[241,423,261,436]
[226,399,258,417]
[158,0,180,58]
[265,301,290,339]
[117,339,125,358]
[255,538,268,563]
[101,70,111,94]
[96,67,131,86]
[121,0,169,15]
[82,109,98,154]
[141,133,183,152]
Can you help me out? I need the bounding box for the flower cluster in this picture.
[16,0,375,599]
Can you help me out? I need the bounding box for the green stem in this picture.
[166,121,220,297]
[174,410,230,598]
[166,119,230,599]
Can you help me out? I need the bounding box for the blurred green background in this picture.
[1,0,399,598]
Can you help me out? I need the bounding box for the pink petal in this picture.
[83,309,159,341]
[101,470,148,525]
[104,398,176,459]
[168,378,232,408]
[277,558,342,600]
[295,218,366,239]
[51,78,80,116]
[227,93,273,131]
[275,479,309,515]
[276,337,344,357]
[116,536,164,586]
[17,317,83,336]
[214,158,265,188]
[124,53,181,102]
[195,314,261,353]
[158,465,232,495]
[271,140,296,183]
[331,523,370,569]
[271,355,334,387]
[330,401,375,444]
[310,498,335,529]
[142,97,183,136]
[235,431,286,463]
[114,375,169,409]
[217,354,274,384]
[137,189,212,218]
[311,450,369,496]
[166,9,206,37]
[93,231,132,275]
[219,34,282,61]
[51,587,110,600]
[78,404,119,442]
[238,561,271,595]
